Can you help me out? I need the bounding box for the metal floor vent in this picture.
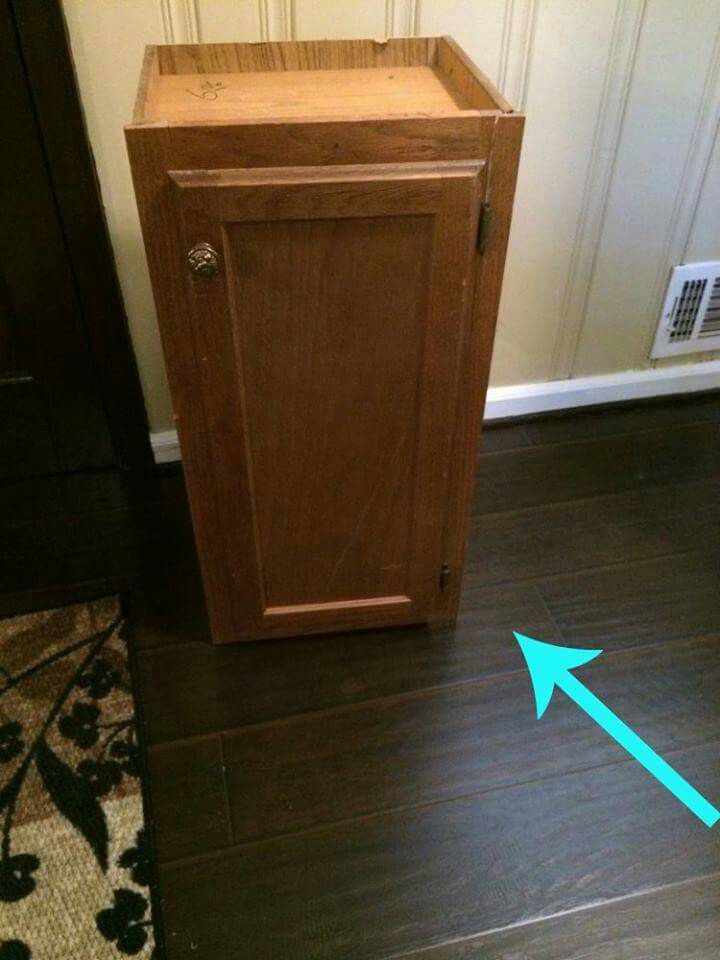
[651,261,720,358]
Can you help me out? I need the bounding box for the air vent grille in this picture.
[651,261,720,358]
[668,278,707,341]
[699,276,720,338]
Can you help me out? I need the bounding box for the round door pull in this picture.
[187,241,220,278]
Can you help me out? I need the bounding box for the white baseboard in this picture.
[149,360,720,463]
[150,429,182,464]
[484,360,720,421]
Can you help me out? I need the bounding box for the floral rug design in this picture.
[0,597,159,959]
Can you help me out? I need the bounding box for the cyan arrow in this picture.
[514,632,720,828]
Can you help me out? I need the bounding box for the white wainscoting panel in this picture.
[294,0,386,39]
[159,0,200,43]
[417,0,506,82]
[549,0,647,379]
[489,0,621,386]
[574,1,720,377]
[195,0,263,42]
[63,0,175,431]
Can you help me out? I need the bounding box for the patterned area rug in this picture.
[0,597,160,959]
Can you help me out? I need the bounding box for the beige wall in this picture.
[62,0,720,433]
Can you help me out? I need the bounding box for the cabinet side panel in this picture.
[437,112,525,618]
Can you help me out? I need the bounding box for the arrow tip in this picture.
[513,632,603,719]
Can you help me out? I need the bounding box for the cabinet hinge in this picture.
[439,563,451,592]
[477,202,492,253]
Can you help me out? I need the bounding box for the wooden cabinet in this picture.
[126,36,523,643]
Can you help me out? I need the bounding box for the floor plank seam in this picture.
[217,734,236,848]
[469,552,698,591]
[526,545,717,590]
[145,628,720,752]
[136,637,209,656]
[469,476,720,523]
[478,416,720,458]
[157,736,720,870]
[469,547,718,592]
[531,581,568,645]
[135,541,717,650]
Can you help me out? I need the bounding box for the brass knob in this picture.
[187,241,220,278]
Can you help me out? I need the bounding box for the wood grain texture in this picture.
[149,66,476,122]
[479,421,532,452]
[162,115,495,169]
[154,37,440,75]
[158,741,720,960]
[220,634,720,843]
[125,33,520,644]
[126,564,210,651]
[133,45,160,124]
[437,36,512,112]
[473,421,720,515]
[521,392,720,445]
[125,124,254,645]
[2,394,720,960]
[400,874,720,959]
[537,550,720,650]
[136,37,508,127]
[148,735,232,863]
[165,161,482,640]
[136,579,560,744]
[438,112,525,618]
[479,392,720,453]
[466,478,720,586]
[170,158,482,189]
[226,213,430,609]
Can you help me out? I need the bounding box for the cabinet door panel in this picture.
[170,162,482,640]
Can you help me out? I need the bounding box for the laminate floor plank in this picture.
[148,735,232,863]
[473,421,720,514]
[5,396,719,960]
[220,634,720,844]
[399,873,720,959]
[522,391,720,446]
[137,581,561,745]
[478,423,531,453]
[538,551,720,650]
[98,500,195,580]
[478,393,720,458]
[159,740,720,960]
[466,478,719,586]
[126,564,211,652]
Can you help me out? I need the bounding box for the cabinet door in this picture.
[170,161,482,641]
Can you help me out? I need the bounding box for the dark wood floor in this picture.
[2,392,720,958]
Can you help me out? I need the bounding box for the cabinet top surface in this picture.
[149,66,476,123]
[130,36,514,126]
